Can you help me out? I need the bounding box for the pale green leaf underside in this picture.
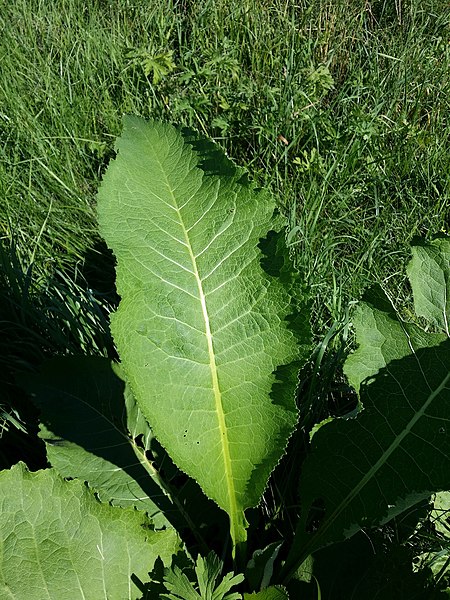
[97,117,304,545]
[283,238,450,578]
[0,463,179,600]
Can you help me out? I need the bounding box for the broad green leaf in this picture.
[343,286,446,394]
[22,356,172,529]
[97,117,309,547]
[0,463,179,600]
[282,239,450,580]
[344,237,450,393]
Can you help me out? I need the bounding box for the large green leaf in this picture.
[344,237,450,393]
[343,286,446,395]
[23,356,230,548]
[96,117,309,547]
[282,237,450,580]
[0,463,179,599]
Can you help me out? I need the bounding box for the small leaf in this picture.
[246,542,282,591]
[162,552,244,600]
[244,586,289,599]
[126,48,176,84]
[143,51,176,84]
[196,553,222,598]
[407,236,450,334]
[163,565,202,600]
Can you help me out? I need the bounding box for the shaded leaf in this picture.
[244,586,289,599]
[23,356,172,529]
[295,529,435,600]
[162,552,244,600]
[246,542,282,592]
[286,334,450,577]
[282,238,450,580]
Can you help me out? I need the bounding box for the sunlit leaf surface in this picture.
[0,463,179,599]
[97,117,309,546]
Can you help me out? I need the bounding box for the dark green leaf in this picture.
[283,239,450,580]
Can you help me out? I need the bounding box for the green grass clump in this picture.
[0,240,115,468]
[1,0,448,327]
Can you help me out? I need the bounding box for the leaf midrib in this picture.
[155,154,242,546]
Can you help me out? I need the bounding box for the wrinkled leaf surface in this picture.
[0,463,179,599]
[97,117,309,546]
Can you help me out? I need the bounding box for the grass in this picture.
[1,0,448,323]
[0,0,449,590]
